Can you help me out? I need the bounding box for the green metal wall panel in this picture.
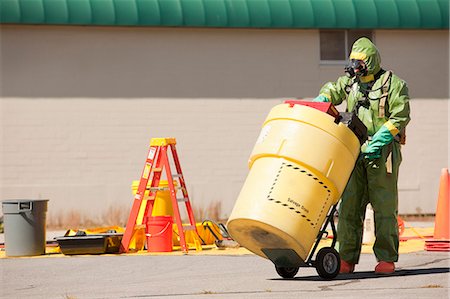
[397,0,421,28]
[417,0,444,29]
[135,0,161,26]
[43,0,69,24]
[225,0,250,27]
[66,0,92,24]
[268,0,293,28]
[374,0,399,28]
[247,0,271,27]
[290,0,314,28]
[181,0,206,27]
[91,0,115,25]
[0,0,20,23]
[204,0,227,27]
[0,0,448,29]
[21,0,45,23]
[159,0,183,26]
[333,0,357,29]
[310,0,335,28]
[354,0,378,28]
[114,0,139,25]
[438,0,450,28]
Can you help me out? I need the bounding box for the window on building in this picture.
[320,30,373,63]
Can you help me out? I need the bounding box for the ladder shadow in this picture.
[271,267,450,281]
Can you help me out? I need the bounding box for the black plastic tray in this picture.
[55,233,123,255]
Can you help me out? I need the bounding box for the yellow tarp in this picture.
[0,227,434,258]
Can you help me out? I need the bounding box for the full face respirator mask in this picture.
[345,59,368,78]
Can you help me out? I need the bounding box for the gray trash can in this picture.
[2,199,49,257]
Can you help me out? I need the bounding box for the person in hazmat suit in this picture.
[313,37,410,274]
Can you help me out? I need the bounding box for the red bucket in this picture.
[146,216,173,252]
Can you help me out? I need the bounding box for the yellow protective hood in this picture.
[349,37,381,79]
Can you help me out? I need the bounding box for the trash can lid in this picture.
[2,199,49,214]
[2,199,49,203]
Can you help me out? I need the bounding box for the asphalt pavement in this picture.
[1,248,449,299]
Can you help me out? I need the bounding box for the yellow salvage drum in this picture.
[227,101,362,263]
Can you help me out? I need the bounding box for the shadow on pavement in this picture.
[271,267,450,281]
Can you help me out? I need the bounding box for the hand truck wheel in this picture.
[315,247,340,279]
[275,266,300,279]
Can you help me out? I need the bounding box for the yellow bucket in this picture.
[131,180,176,221]
[130,180,177,251]
[227,103,361,262]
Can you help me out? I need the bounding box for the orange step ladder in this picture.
[120,137,202,253]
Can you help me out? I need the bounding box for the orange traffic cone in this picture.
[425,168,450,251]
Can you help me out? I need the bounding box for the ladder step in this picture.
[172,173,183,178]
[177,197,189,202]
[183,225,196,231]
[152,168,162,172]
[149,187,168,191]
[147,186,184,191]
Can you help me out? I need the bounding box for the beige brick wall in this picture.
[0,25,448,222]
[0,26,319,99]
[0,98,281,220]
[1,97,447,219]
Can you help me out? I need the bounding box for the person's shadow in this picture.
[271,267,450,281]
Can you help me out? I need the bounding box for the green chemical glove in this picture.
[312,95,330,102]
[362,124,395,160]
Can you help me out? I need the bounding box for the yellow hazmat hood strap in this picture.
[360,74,374,83]
[349,52,367,61]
